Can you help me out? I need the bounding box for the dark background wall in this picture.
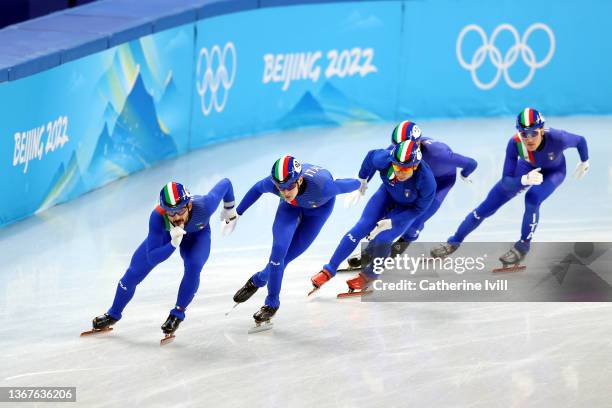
[0,0,98,29]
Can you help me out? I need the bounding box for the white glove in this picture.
[573,160,589,180]
[521,167,543,186]
[170,225,186,248]
[366,219,392,240]
[357,178,368,194]
[344,190,362,208]
[221,213,239,236]
[220,203,237,222]
[344,178,368,208]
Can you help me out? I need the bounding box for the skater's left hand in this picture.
[220,205,237,222]
[344,178,368,208]
[344,190,362,208]
[573,160,589,180]
[221,214,239,236]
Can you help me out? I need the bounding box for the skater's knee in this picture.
[525,190,543,207]
[349,222,372,240]
[270,243,289,261]
[184,261,205,275]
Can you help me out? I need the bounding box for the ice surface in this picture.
[1,117,611,407]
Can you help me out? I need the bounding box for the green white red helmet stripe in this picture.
[395,140,414,163]
[513,134,536,165]
[520,108,535,128]
[393,121,412,144]
[163,182,180,206]
[274,155,291,182]
[155,205,171,230]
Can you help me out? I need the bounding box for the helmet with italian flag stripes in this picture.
[271,155,302,189]
[391,139,422,167]
[516,107,545,133]
[159,182,191,212]
[391,120,422,145]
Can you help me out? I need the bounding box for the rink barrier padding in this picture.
[1,0,611,227]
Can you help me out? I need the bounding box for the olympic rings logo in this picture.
[196,42,236,116]
[456,23,555,90]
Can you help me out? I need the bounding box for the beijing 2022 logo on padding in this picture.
[456,23,555,90]
[196,42,236,116]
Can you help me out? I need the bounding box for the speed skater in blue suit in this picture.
[230,155,360,326]
[311,139,436,294]
[88,179,237,338]
[430,108,590,266]
[345,121,477,269]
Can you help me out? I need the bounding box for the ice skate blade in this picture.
[160,334,175,346]
[80,327,113,337]
[336,266,362,273]
[248,321,273,334]
[337,290,372,299]
[307,286,319,296]
[225,303,239,316]
[492,265,526,273]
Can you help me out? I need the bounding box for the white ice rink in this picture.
[1,117,612,407]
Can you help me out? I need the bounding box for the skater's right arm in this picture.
[236,177,276,216]
[145,212,176,264]
[358,149,389,179]
[501,139,523,190]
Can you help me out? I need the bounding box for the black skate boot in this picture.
[430,242,459,258]
[253,305,278,323]
[161,314,182,335]
[160,314,183,345]
[346,238,410,270]
[345,251,371,271]
[233,277,259,303]
[92,313,118,330]
[249,305,278,334]
[390,237,410,257]
[81,313,118,336]
[493,247,527,272]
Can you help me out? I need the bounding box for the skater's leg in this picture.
[283,198,335,265]
[448,181,520,243]
[171,227,212,320]
[402,176,455,241]
[265,198,336,305]
[515,169,566,253]
[254,204,300,308]
[362,205,426,277]
[325,186,391,275]
[107,240,156,320]
[251,204,300,288]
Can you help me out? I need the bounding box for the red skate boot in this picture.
[337,272,374,299]
[308,268,333,296]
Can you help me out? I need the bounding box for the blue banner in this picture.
[399,0,612,118]
[1,0,612,227]
[190,2,402,148]
[0,25,194,226]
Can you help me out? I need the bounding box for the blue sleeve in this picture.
[203,178,235,215]
[322,178,360,197]
[449,151,478,178]
[236,177,276,216]
[145,212,175,264]
[501,139,523,190]
[559,129,589,162]
[358,149,390,179]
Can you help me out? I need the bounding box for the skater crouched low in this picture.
[86,179,237,343]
